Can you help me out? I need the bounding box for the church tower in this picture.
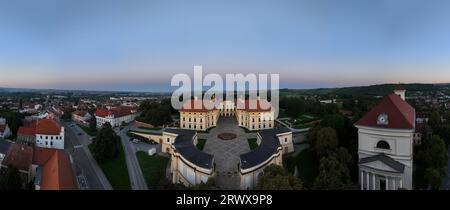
[354,88,415,190]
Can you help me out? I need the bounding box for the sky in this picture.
[1,0,450,92]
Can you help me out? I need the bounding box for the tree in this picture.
[137,101,173,127]
[256,164,302,190]
[313,155,352,190]
[416,135,448,189]
[89,117,97,131]
[314,127,339,158]
[0,166,23,190]
[424,168,441,190]
[429,111,441,130]
[91,122,119,163]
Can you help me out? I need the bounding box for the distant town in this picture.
[0,83,449,190]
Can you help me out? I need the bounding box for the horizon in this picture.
[2,0,450,91]
[0,81,447,94]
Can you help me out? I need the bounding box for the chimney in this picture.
[394,86,406,101]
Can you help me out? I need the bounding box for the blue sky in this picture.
[1,0,450,92]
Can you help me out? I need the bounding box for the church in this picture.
[355,87,415,190]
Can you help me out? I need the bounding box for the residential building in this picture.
[72,110,92,124]
[1,144,76,190]
[35,119,65,150]
[95,107,139,128]
[0,124,11,139]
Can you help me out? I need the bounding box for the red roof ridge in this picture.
[355,93,415,129]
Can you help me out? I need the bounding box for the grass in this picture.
[196,138,207,151]
[77,124,97,137]
[294,148,319,187]
[88,139,131,190]
[247,138,258,150]
[136,151,169,189]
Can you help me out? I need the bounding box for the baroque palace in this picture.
[179,98,275,132]
[131,97,293,189]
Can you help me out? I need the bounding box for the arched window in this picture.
[376,140,390,150]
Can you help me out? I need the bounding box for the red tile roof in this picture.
[17,126,36,136]
[95,107,132,118]
[355,93,415,129]
[35,119,61,135]
[180,100,216,112]
[33,147,57,166]
[39,150,76,190]
[236,99,272,112]
[73,110,87,117]
[2,144,34,171]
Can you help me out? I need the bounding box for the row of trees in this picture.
[280,97,338,118]
[136,100,173,127]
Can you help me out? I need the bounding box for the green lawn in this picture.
[295,148,319,187]
[247,138,258,150]
[88,140,131,190]
[196,138,207,151]
[136,151,169,189]
[78,124,97,137]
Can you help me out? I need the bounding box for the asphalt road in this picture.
[64,122,112,190]
[116,126,148,190]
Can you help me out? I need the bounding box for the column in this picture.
[360,170,364,190]
[399,179,403,189]
[372,173,376,190]
[386,176,389,190]
[392,177,396,190]
[366,172,370,190]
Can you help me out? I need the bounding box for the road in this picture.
[64,122,112,190]
[116,126,148,190]
[441,144,450,190]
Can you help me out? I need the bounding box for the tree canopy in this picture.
[256,164,302,190]
[91,122,120,163]
[0,166,23,190]
[137,101,173,127]
[313,155,353,190]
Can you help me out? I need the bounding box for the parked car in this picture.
[132,139,140,144]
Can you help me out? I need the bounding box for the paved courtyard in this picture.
[203,117,250,189]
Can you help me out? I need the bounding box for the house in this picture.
[355,87,415,190]
[35,119,65,149]
[95,107,138,128]
[72,110,92,124]
[1,144,76,190]
[0,139,12,166]
[16,118,65,149]
[17,126,37,145]
[0,124,11,139]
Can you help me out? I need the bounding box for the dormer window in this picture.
[377,113,389,125]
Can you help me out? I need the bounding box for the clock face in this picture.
[377,114,388,125]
